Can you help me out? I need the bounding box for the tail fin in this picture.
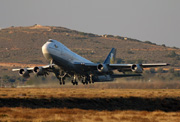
[103,48,116,64]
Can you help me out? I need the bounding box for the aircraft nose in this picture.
[42,42,49,53]
[42,42,52,60]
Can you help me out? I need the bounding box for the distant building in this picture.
[124,37,127,40]
[102,34,107,38]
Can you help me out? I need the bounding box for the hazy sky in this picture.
[0,0,180,47]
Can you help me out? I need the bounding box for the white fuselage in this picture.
[42,39,92,65]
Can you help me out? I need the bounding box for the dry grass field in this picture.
[0,88,180,122]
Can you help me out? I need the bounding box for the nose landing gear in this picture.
[59,77,65,85]
[56,71,67,86]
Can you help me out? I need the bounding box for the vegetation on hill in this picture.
[0,25,179,65]
[0,25,179,86]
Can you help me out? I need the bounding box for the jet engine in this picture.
[33,67,45,76]
[131,64,143,73]
[97,64,109,73]
[19,68,30,78]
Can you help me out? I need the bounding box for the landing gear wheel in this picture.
[82,80,87,85]
[59,77,65,86]
[59,81,62,85]
[63,80,65,85]
[71,80,74,84]
[72,79,78,85]
[85,80,88,85]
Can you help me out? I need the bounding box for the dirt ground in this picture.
[0,88,180,122]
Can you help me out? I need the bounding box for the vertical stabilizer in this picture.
[103,48,116,64]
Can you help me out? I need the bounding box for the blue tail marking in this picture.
[103,48,116,64]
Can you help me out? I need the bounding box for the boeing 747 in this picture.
[12,39,169,85]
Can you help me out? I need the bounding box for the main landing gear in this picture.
[71,75,78,85]
[56,71,67,85]
[81,78,88,85]
[81,75,94,85]
[59,77,65,85]
[71,79,78,85]
[57,73,94,86]
[71,75,94,85]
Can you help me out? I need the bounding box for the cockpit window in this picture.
[48,39,54,42]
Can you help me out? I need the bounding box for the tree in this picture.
[169,68,174,73]
[136,59,144,64]
[127,50,134,54]
[167,51,177,58]
[117,58,125,63]
[157,68,164,73]
[149,68,156,73]
[173,71,180,77]
[2,75,16,83]
[2,75,10,82]
[162,44,166,47]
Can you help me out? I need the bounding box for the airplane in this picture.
[12,39,169,85]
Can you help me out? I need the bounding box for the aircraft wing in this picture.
[74,62,169,73]
[109,63,169,73]
[12,64,55,71]
[109,63,169,69]
[140,63,170,68]
[12,68,34,72]
[12,64,55,77]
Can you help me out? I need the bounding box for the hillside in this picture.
[0,25,179,67]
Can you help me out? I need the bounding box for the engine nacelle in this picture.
[19,68,30,78]
[33,67,45,76]
[97,64,109,73]
[131,64,143,73]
